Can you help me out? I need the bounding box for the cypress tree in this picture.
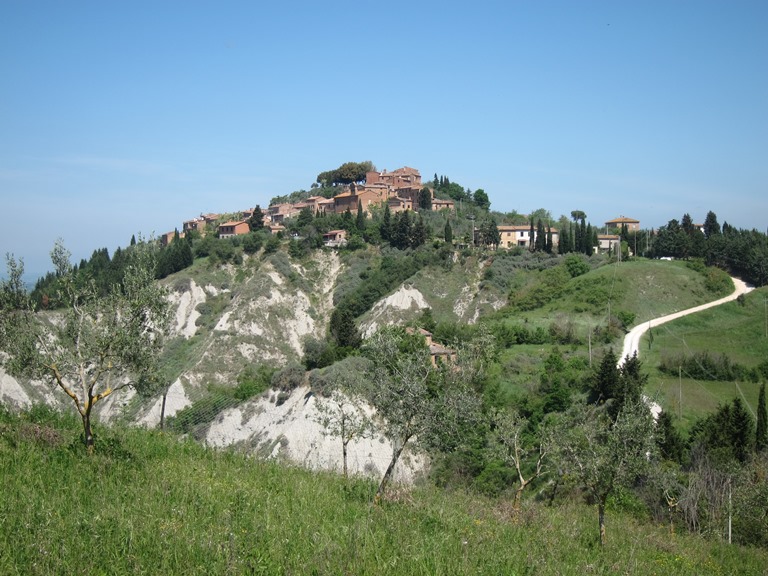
[757,382,767,452]
[411,214,428,248]
[584,223,593,255]
[356,200,366,231]
[380,203,392,241]
[535,219,546,252]
[529,220,535,251]
[546,225,553,254]
[558,225,568,255]
[444,220,453,244]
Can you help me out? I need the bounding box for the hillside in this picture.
[0,246,742,467]
[2,410,767,575]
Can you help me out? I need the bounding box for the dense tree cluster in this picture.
[652,211,768,286]
[431,174,490,209]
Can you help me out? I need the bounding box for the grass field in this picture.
[640,286,768,430]
[2,408,766,575]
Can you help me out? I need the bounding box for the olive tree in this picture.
[0,240,171,452]
[312,357,376,479]
[364,327,483,503]
[553,399,656,546]
[489,408,548,517]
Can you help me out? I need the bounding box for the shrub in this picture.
[234,365,274,400]
[270,364,306,392]
[242,233,263,255]
[564,254,590,278]
[659,351,746,381]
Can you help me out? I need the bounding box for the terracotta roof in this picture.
[606,216,639,223]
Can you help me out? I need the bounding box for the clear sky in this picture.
[2,1,766,279]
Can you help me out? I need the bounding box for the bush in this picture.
[242,233,263,255]
[271,364,306,392]
[564,254,590,278]
[234,365,274,400]
[659,351,745,381]
[263,236,280,255]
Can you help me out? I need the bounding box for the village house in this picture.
[322,229,347,247]
[268,224,286,235]
[159,230,185,247]
[182,217,204,234]
[407,327,457,367]
[497,225,559,249]
[605,216,640,232]
[431,198,455,211]
[268,203,300,223]
[597,234,621,253]
[261,166,456,220]
[365,166,422,189]
[388,196,413,213]
[217,221,250,238]
[332,187,388,215]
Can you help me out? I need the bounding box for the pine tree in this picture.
[591,349,620,406]
[757,382,767,452]
[329,307,361,349]
[249,205,265,231]
[656,410,685,463]
[418,187,432,210]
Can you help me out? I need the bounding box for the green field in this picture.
[2,409,766,576]
[640,286,768,430]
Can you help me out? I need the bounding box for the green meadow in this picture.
[1,408,766,576]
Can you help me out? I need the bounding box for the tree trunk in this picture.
[375,443,404,505]
[512,484,526,520]
[598,502,607,546]
[160,391,167,430]
[342,439,349,480]
[82,411,95,454]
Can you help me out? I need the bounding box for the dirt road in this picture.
[619,276,753,365]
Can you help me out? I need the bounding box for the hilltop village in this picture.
[160,165,640,254]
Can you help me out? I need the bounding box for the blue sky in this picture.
[2,1,767,279]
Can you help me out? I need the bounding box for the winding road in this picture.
[619,276,754,366]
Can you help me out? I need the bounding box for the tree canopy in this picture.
[316,161,375,186]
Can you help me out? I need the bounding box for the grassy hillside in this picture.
[482,257,735,404]
[2,408,766,576]
[500,257,732,331]
[641,286,768,431]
